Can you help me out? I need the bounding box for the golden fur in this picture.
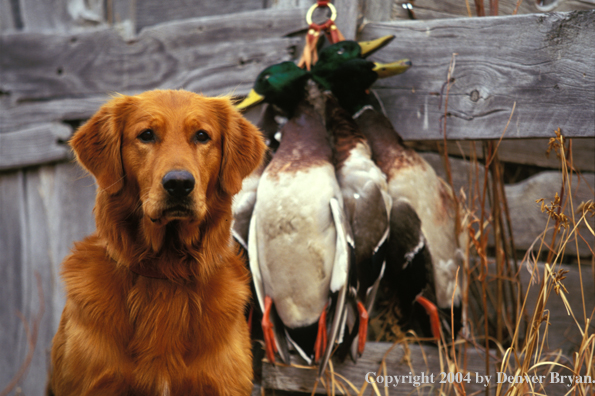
[48,89,266,396]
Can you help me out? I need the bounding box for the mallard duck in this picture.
[314,43,465,340]
[323,93,390,360]
[237,62,352,376]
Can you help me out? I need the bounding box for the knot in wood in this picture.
[470,90,480,102]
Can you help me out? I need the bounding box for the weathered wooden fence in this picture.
[1,0,594,395]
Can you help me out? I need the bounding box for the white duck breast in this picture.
[252,163,343,328]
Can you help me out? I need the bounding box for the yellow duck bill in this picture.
[236,89,265,110]
[373,59,412,78]
[359,35,395,57]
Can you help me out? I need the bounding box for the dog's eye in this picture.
[194,130,210,144]
[138,129,156,143]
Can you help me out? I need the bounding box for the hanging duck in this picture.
[236,61,353,377]
[323,93,391,361]
[313,41,465,340]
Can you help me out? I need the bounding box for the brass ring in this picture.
[306,2,337,25]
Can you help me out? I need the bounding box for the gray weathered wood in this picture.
[0,7,308,104]
[0,171,27,385]
[520,261,595,354]
[135,0,263,32]
[262,342,498,395]
[505,171,595,258]
[0,0,15,32]
[334,0,361,40]
[0,123,72,170]
[363,0,393,22]
[360,11,595,139]
[17,0,105,32]
[420,153,595,257]
[0,95,111,131]
[410,137,595,172]
[389,0,595,20]
[0,163,97,395]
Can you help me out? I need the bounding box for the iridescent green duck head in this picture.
[312,35,394,89]
[312,38,412,115]
[236,61,311,116]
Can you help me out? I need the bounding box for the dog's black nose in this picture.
[162,170,195,198]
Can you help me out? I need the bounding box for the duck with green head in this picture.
[314,42,465,340]
[237,61,353,377]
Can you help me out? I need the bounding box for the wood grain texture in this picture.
[519,261,595,355]
[420,153,595,257]
[0,123,72,170]
[361,11,595,139]
[334,0,361,40]
[0,0,16,32]
[18,0,105,32]
[0,7,307,103]
[262,342,498,395]
[0,171,27,385]
[363,0,393,22]
[389,0,595,20]
[0,163,97,395]
[504,171,595,258]
[0,95,110,131]
[410,137,595,172]
[135,0,263,32]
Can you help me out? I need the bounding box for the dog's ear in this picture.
[218,101,266,196]
[70,96,134,195]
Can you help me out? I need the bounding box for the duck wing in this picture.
[248,214,291,364]
[318,197,354,377]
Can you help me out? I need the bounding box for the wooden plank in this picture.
[410,137,595,172]
[0,123,72,170]
[135,0,263,33]
[0,171,27,388]
[0,163,97,395]
[262,342,499,395]
[334,0,361,40]
[18,0,104,32]
[363,0,393,22]
[0,95,109,131]
[419,152,595,257]
[505,171,595,258]
[389,0,595,20]
[0,0,16,32]
[519,261,595,354]
[0,7,307,103]
[360,11,595,139]
[107,0,135,40]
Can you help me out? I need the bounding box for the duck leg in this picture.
[415,295,441,340]
[262,296,278,363]
[313,304,328,363]
[356,301,368,354]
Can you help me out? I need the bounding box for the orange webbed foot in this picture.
[415,295,441,340]
[262,296,278,363]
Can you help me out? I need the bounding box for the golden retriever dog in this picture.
[48,89,266,396]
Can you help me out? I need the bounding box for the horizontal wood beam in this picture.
[0,7,307,103]
[361,10,595,139]
[410,137,595,172]
[0,123,72,170]
[387,0,595,20]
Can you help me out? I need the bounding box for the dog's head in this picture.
[71,90,265,230]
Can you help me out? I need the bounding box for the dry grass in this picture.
[309,128,594,395]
